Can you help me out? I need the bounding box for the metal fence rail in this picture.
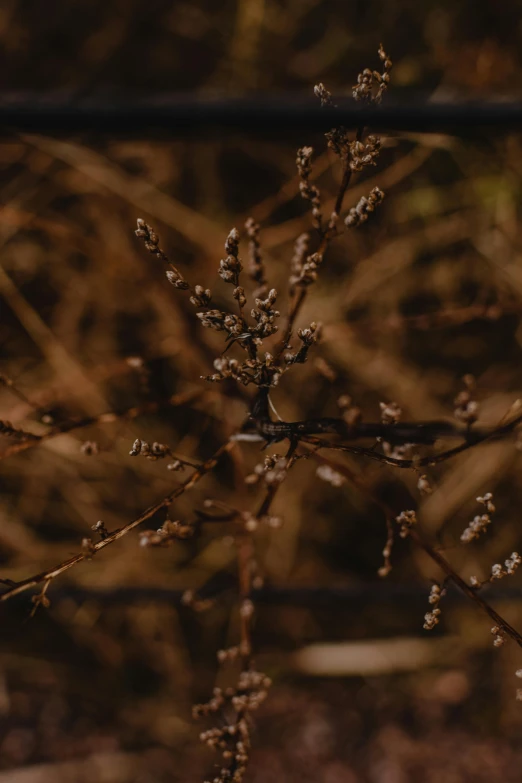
[1,97,521,135]
[3,583,522,606]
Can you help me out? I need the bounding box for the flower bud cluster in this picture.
[337,395,362,429]
[205,352,281,388]
[345,187,385,227]
[129,438,170,459]
[352,44,392,104]
[291,251,324,287]
[490,552,521,581]
[284,322,321,365]
[313,83,334,106]
[244,218,266,291]
[190,285,212,307]
[491,625,506,648]
[289,233,310,289]
[454,374,479,424]
[139,519,194,547]
[380,400,402,425]
[219,228,243,285]
[423,583,446,631]
[245,454,289,487]
[417,474,432,495]
[296,146,322,229]
[395,509,417,538]
[348,136,382,172]
[135,219,190,289]
[250,288,280,339]
[194,669,272,783]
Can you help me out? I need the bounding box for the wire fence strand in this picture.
[1,97,522,135]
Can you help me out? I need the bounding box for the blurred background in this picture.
[1,1,522,781]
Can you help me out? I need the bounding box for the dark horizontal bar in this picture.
[3,583,522,606]
[0,96,522,136]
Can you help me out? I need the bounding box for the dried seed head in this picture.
[345,187,385,227]
[296,147,323,230]
[395,509,417,538]
[380,400,402,425]
[165,269,190,289]
[423,607,441,630]
[313,83,334,106]
[190,285,212,307]
[245,217,267,291]
[225,227,240,255]
[353,46,392,104]
[454,376,479,424]
[91,520,109,540]
[491,625,506,647]
[461,514,491,544]
[477,492,495,514]
[417,474,432,495]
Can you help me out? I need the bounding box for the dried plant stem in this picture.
[202,444,300,783]
[237,536,254,669]
[354,301,518,333]
[0,420,40,441]
[294,409,522,467]
[408,527,522,647]
[247,384,522,463]
[0,388,205,461]
[0,373,38,410]
[236,439,300,666]
[257,442,300,518]
[0,438,235,602]
[275,157,356,362]
[307,446,522,649]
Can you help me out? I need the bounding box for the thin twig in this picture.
[306,445,522,649]
[274,160,356,362]
[0,388,205,461]
[300,415,522,467]
[0,438,235,602]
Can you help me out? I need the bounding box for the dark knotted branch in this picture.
[246,387,522,465]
